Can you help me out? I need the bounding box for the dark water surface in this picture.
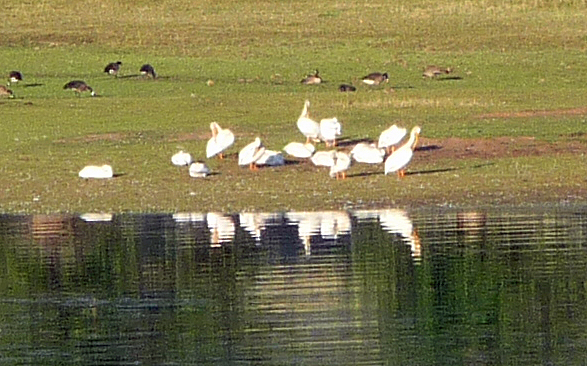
[1,207,586,365]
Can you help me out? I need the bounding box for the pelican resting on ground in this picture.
[256,150,285,167]
[319,117,341,147]
[171,151,194,166]
[189,162,210,178]
[283,142,315,158]
[238,137,266,170]
[79,165,113,179]
[362,72,389,86]
[297,100,320,144]
[384,126,421,177]
[329,151,351,180]
[206,122,235,159]
[350,142,385,164]
[311,150,336,167]
[378,124,407,154]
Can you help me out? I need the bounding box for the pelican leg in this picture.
[397,169,405,178]
[306,137,311,144]
[219,153,224,160]
[249,163,259,171]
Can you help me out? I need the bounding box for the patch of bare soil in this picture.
[416,136,587,161]
[477,107,587,119]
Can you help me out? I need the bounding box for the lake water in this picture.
[0,207,586,365]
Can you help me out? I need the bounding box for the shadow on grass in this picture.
[23,83,45,87]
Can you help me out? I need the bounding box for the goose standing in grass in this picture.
[423,65,452,78]
[350,142,385,164]
[189,162,210,178]
[319,117,342,147]
[283,142,315,158]
[206,122,235,159]
[238,137,266,170]
[139,64,157,78]
[79,165,113,179]
[63,80,96,97]
[339,84,356,92]
[301,70,322,85]
[104,61,122,76]
[310,150,336,167]
[0,85,14,98]
[256,150,285,167]
[378,124,407,154]
[361,72,389,86]
[330,151,351,179]
[297,100,320,144]
[8,71,22,85]
[171,150,194,166]
[384,126,421,177]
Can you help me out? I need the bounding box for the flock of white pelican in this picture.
[78,99,421,180]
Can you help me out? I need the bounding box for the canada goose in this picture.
[206,122,235,159]
[8,71,23,85]
[319,117,342,147]
[189,162,210,178]
[171,151,194,166]
[361,72,389,86]
[338,84,356,92]
[139,64,157,78]
[378,124,407,154]
[238,137,266,170]
[301,70,322,85]
[329,151,351,179]
[283,142,315,158]
[104,61,122,76]
[297,100,321,144]
[0,85,14,98]
[350,143,385,164]
[78,165,113,179]
[423,65,452,78]
[63,80,96,97]
[384,126,421,177]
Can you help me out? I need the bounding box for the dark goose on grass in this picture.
[339,84,356,92]
[139,64,157,78]
[0,85,14,97]
[8,71,23,85]
[361,72,389,85]
[63,80,95,97]
[104,61,122,76]
[422,65,452,78]
[301,70,322,85]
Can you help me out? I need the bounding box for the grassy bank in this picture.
[1,0,586,213]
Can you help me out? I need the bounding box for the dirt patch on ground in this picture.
[477,107,587,119]
[416,136,587,161]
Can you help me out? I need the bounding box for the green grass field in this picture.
[1,0,586,213]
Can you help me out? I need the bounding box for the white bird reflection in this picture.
[378,209,421,259]
[79,213,113,222]
[286,211,351,256]
[207,212,235,247]
[239,212,282,242]
[172,212,206,223]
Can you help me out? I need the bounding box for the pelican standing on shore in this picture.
[206,122,235,159]
[384,126,421,178]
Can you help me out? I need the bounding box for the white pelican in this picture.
[310,150,336,167]
[206,122,235,159]
[256,150,285,166]
[329,151,351,179]
[350,142,385,164]
[296,100,320,144]
[319,117,342,147]
[78,165,113,179]
[189,162,210,177]
[283,142,315,158]
[384,126,421,177]
[361,72,389,85]
[238,137,266,170]
[378,124,407,154]
[171,150,193,166]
